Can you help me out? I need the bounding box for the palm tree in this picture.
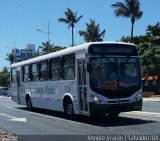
[58,8,83,46]
[52,46,66,52]
[79,19,106,42]
[111,0,143,42]
[38,41,54,55]
[1,67,9,75]
[6,53,14,64]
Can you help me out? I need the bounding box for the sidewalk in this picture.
[143,95,160,102]
[0,128,18,141]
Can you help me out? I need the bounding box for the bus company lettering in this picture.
[46,86,56,95]
[36,86,56,95]
[36,87,45,95]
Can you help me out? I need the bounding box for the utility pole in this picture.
[37,21,52,53]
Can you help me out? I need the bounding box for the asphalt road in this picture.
[142,101,160,113]
[0,96,160,141]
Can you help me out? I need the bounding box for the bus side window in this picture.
[39,60,48,81]
[49,57,60,80]
[30,63,39,82]
[22,65,30,82]
[61,54,75,80]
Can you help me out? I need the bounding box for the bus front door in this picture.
[78,59,88,114]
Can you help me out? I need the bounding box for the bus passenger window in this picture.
[49,57,60,80]
[22,65,30,82]
[61,54,75,80]
[39,60,48,81]
[31,63,39,81]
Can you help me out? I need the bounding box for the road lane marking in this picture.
[10,118,27,122]
[6,106,12,109]
[0,113,26,122]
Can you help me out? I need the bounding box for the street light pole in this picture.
[6,40,17,63]
[37,21,52,53]
[48,21,50,42]
[47,21,50,54]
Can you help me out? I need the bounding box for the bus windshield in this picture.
[90,57,141,92]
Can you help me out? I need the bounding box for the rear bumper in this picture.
[89,99,142,117]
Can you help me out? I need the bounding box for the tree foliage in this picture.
[38,41,66,55]
[79,19,106,42]
[58,8,83,46]
[121,22,160,76]
[52,46,66,52]
[112,0,143,42]
[38,41,54,55]
[0,67,10,87]
[5,53,14,64]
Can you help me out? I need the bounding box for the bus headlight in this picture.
[93,95,105,104]
[132,92,142,102]
[93,96,98,101]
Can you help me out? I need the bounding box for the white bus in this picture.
[10,42,142,118]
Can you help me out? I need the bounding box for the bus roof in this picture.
[10,42,136,68]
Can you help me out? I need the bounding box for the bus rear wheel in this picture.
[64,99,74,119]
[26,96,33,111]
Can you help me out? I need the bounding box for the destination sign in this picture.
[88,44,138,56]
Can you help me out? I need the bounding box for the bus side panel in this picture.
[11,83,19,104]
[44,80,78,113]
[21,80,78,113]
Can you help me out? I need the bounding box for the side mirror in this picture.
[87,63,92,73]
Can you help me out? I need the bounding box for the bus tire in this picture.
[108,112,120,120]
[64,98,74,119]
[26,96,33,111]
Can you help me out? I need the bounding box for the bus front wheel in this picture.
[64,98,74,119]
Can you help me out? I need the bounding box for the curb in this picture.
[143,97,160,102]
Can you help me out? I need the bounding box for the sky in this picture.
[0,0,160,70]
